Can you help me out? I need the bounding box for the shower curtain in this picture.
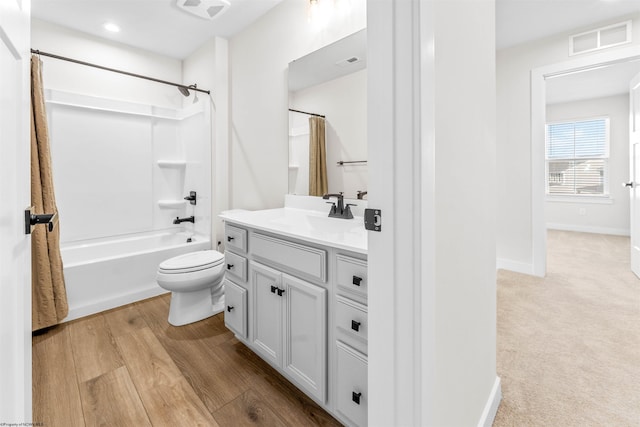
[308,116,328,197]
[31,55,68,331]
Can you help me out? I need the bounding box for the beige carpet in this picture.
[493,230,640,427]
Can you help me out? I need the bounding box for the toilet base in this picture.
[167,288,224,326]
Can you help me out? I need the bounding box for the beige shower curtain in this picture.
[31,55,68,331]
[308,116,328,196]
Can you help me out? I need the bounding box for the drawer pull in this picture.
[227,264,234,270]
[227,236,235,242]
[351,320,361,332]
[352,391,362,405]
[270,285,277,294]
[352,275,363,286]
[226,305,234,312]
[277,288,285,297]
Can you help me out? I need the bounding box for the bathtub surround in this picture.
[45,90,212,321]
[30,55,68,331]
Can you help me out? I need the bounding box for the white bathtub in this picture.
[61,231,211,322]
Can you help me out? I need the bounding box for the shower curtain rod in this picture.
[288,108,325,118]
[30,49,211,95]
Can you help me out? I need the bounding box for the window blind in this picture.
[546,118,609,196]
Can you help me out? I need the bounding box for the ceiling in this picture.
[31,0,640,59]
[31,0,284,59]
[546,59,640,104]
[31,0,639,103]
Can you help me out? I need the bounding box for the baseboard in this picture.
[496,258,534,275]
[546,223,630,236]
[477,376,502,427]
[64,287,169,322]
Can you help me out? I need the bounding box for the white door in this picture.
[629,72,640,278]
[0,0,32,422]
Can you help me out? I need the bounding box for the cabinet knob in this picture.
[270,285,277,294]
[227,264,234,270]
[351,320,361,332]
[277,288,285,297]
[226,305,234,312]
[227,236,235,242]
[352,391,362,405]
[352,275,363,286]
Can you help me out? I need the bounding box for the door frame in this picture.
[531,45,640,277]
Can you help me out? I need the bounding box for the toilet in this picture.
[156,250,225,326]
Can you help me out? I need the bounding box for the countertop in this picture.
[219,207,367,254]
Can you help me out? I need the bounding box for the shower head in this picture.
[178,84,198,97]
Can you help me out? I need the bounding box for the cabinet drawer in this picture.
[336,255,368,301]
[335,296,367,355]
[223,280,247,339]
[252,233,327,283]
[336,341,368,427]
[224,251,247,282]
[225,224,247,253]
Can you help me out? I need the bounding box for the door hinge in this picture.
[364,208,382,232]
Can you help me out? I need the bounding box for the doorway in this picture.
[530,45,640,276]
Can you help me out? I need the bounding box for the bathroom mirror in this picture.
[288,29,367,199]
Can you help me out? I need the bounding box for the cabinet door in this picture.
[282,274,327,402]
[250,262,282,366]
[223,280,247,339]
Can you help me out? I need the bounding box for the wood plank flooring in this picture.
[32,294,341,427]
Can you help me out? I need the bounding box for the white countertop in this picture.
[219,207,367,254]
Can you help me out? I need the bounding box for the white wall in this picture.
[32,19,183,108]
[432,1,498,424]
[229,0,366,210]
[546,94,630,235]
[497,13,640,273]
[289,68,367,198]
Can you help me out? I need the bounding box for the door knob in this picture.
[623,182,635,188]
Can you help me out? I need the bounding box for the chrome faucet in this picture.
[322,193,355,219]
[173,216,195,224]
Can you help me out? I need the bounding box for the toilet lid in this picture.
[159,250,224,273]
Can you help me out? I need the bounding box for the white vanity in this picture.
[219,196,368,427]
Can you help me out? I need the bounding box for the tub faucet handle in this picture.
[184,191,197,205]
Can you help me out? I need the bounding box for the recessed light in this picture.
[103,22,120,33]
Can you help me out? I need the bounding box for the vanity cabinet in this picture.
[251,261,327,402]
[222,219,367,427]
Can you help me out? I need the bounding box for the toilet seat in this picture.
[158,250,224,274]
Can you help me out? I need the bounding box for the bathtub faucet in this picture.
[173,216,195,224]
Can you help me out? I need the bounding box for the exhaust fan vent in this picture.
[335,56,361,67]
[176,0,230,20]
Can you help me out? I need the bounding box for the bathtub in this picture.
[61,231,211,322]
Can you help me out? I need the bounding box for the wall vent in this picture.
[569,20,632,56]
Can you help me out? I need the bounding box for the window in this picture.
[546,117,610,197]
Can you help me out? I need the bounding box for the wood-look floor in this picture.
[32,294,342,427]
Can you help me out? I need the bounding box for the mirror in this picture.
[288,29,367,199]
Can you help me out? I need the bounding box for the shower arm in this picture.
[30,49,211,95]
